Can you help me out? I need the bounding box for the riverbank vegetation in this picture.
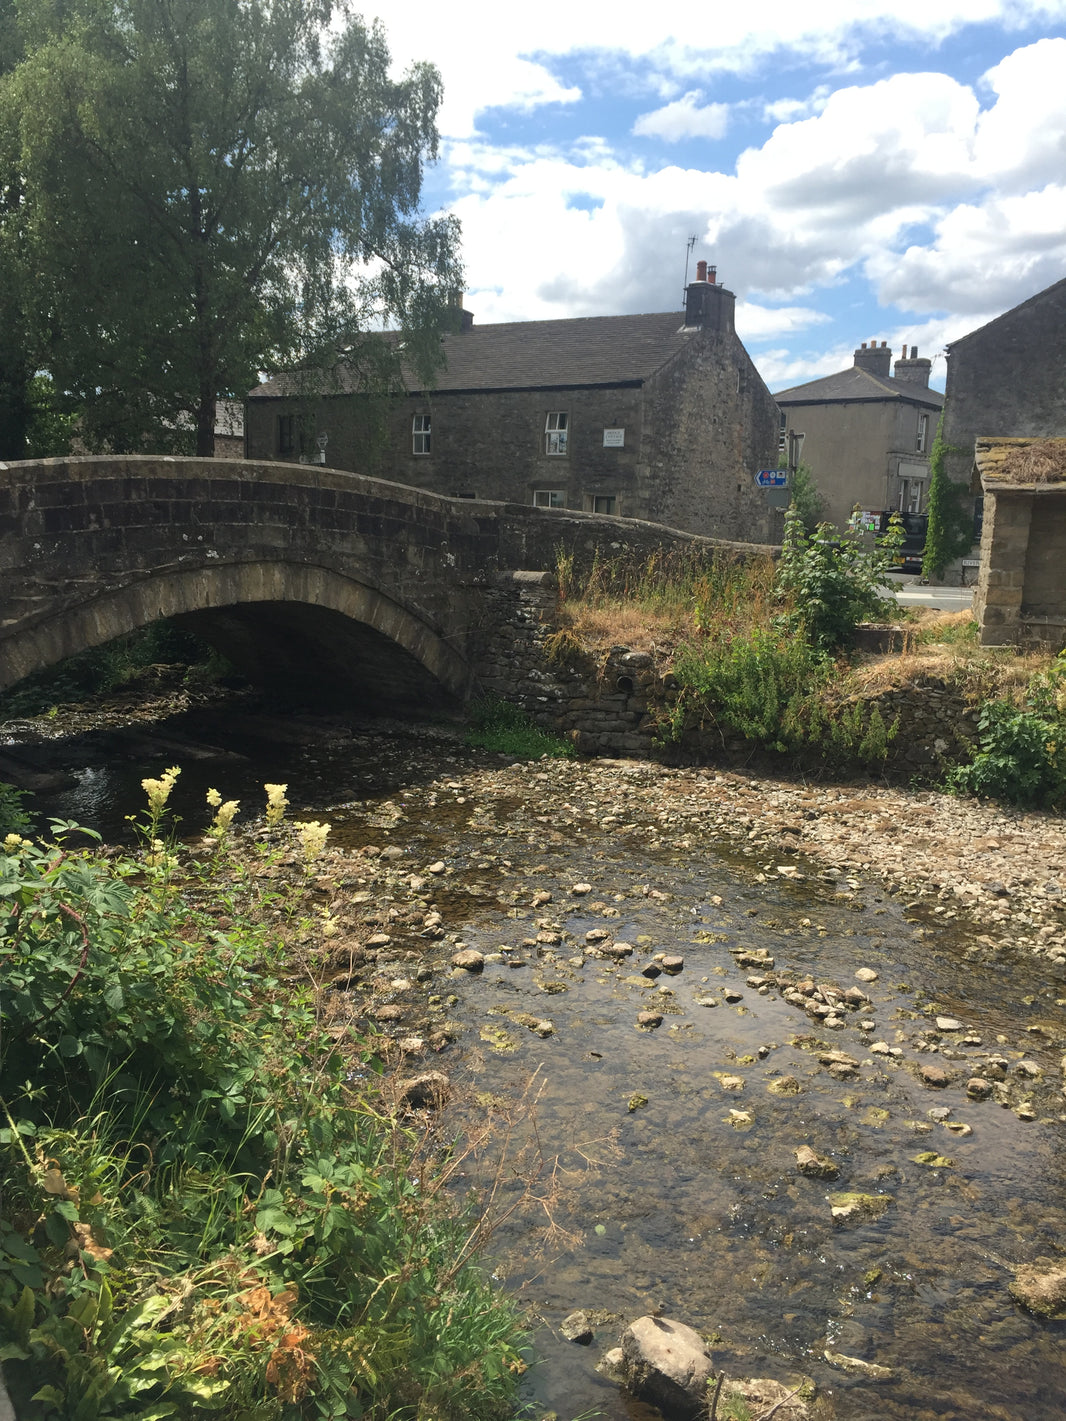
[0,778,527,1419]
[552,516,1066,797]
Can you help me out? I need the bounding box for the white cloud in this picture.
[363,4,1066,384]
[632,93,730,142]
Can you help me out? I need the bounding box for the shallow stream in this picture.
[6,704,1066,1421]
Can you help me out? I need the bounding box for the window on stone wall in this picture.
[544,412,569,455]
[412,413,431,455]
[899,478,925,514]
[777,412,787,455]
[533,489,566,508]
[278,413,296,456]
[587,494,617,515]
[917,412,929,453]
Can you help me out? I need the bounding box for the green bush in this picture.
[0,781,31,837]
[466,698,574,759]
[775,505,902,650]
[0,621,226,718]
[666,631,898,766]
[948,696,1066,808]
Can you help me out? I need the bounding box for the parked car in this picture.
[878,510,928,573]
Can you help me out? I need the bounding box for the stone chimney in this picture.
[684,262,734,333]
[853,339,892,378]
[893,344,931,387]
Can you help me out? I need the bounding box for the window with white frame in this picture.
[412,413,431,454]
[588,494,616,515]
[916,412,929,453]
[544,411,568,455]
[899,478,925,514]
[533,489,565,508]
[777,412,787,455]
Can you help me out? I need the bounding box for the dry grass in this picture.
[553,601,685,654]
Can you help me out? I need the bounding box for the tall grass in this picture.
[556,544,776,645]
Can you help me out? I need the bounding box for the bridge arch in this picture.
[0,560,470,708]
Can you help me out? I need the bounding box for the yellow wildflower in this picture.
[293,820,330,861]
[142,765,181,815]
[264,783,289,825]
[3,833,29,852]
[206,788,222,808]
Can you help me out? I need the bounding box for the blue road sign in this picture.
[756,469,789,488]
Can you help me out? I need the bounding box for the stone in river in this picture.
[397,1071,451,1109]
[637,1011,663,1029]
[936,1016,964,1031]
[1010,1260,1066,1318]
[967,1078,993,1099]
[795,1145,839,1179]
[855,968,879,983]
[570,882,593,895]
[560,1309,594,1343]
[451,948,485,971]
[620,1316,714,1419]
[660,955,685,974]
[920,1062,952,1087]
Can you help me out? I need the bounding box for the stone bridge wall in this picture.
[0,456,773,705]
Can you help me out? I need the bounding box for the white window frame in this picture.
[545,411,569,456]
[533,489,566,509]
[899,478,925,514]
[916,412,929,454]
[412,412,431,455]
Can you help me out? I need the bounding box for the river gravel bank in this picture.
[404,751,1066,964]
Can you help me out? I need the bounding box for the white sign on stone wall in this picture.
[603,428,625,447]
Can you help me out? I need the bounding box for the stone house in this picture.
[941,275,1066,490]
[773,342,945,527]
[244,265,781,542]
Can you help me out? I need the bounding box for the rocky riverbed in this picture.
[10,708,1066,1420]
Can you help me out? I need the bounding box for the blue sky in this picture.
[369,1,1066,392]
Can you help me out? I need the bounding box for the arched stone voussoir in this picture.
[0,560,471,699]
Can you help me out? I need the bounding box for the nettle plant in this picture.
[775,505,904,651]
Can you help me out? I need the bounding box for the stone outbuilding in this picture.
[244,265,781,543]
[973,437,1066,647]
[773,341,944,527]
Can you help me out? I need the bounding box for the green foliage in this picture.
[0,792,527,1419]
[948,664,1066,808]
[466,698,575,759]
[922,411,975,581]
[0,780,31,836]
[787,462,825,534]
[666,631,898,766]
[0,0,462,456]
[0,620,225,717]
[775,505,903,650]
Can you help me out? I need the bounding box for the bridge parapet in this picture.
[0,457,774,705]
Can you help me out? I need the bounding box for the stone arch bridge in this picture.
[0,457,769,710]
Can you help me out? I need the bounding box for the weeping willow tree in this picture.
[0,0,463,457]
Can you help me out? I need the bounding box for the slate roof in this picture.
[249,311,696,399]
[774,366,944,408]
